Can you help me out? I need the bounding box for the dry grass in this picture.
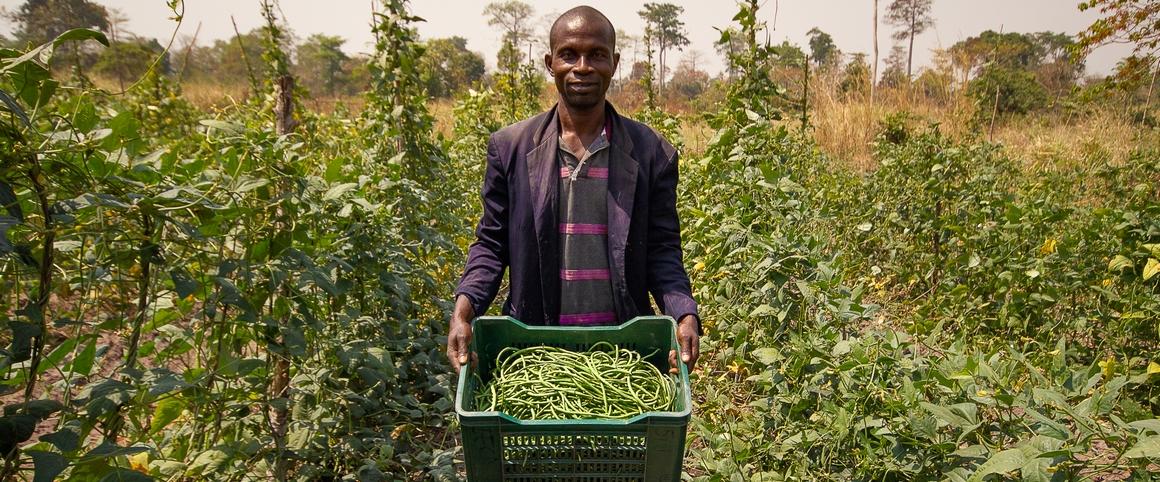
[810,81,1157,173]
[990,108,1157,172]
[430,98,455,138]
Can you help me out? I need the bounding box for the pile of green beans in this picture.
[475,342,678,420]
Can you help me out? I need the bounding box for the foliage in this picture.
[839,53,871,98]
[713,0,786,122]
[0,2,462,479]
[419,37,485,99]
[950,30,1083,89]
[638,2,689,92]
[6,0,109,47]
[293,34,349,97]
[806,27,839,68]
[1076,0,1160,60]
[3,2,1159,482]
[483,0,535,73]
[885,0,934,78]
[967,64,1050,116]
[93,38,168,86]
[668,62,709,100]
[179,30,265,90]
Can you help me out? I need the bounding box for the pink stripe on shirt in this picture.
[559,223,608,235]
[559,311,617,325]
[587,167,609,179]
[560,269,611,281]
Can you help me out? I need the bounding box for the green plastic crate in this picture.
[455,316,692,482]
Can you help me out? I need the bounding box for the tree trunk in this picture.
[271,73,295,482]
[871,0,878,107]
[906,14,915,81]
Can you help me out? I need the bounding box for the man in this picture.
[447,5,700,373]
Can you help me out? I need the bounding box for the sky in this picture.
[0,0,1138,78]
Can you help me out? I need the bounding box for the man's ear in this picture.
[544,53,553,74]
[613,52,620,73]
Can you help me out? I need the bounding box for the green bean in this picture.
[474,343,678,420]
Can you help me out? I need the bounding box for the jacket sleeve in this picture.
[646,146,701,333]
[455,135,508,318]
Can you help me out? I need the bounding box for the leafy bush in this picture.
[967,65,1049,117]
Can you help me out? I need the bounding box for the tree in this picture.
[93,37,167,87]
[669,49,708,99]
[1076,0,1159,61]
[638,2,689,92]
[182,29,266,87]
[7,0,109,69]
[1032,32,1084,97]
[872,0,879,105]
[714,26,745,79]
[879,43,909,88]
[840,53,872,98]
[8,0,109,45]
[885,0,934,80]
[483,0,535,72]
[966,64,1048,115]
[614,28,639,89]
[419,36,486,98]
[295,34,350,96]
[807,27,839,68]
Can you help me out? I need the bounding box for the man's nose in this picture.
[575,55,594,73]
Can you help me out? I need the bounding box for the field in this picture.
[2,1,1159,481]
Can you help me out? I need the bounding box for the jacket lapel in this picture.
[526,107,560,324]
[607,107,638,320]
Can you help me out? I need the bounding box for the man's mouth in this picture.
[569,82,598,92]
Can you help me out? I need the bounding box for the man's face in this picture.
[545,17,619,111]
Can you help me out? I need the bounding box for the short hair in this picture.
[548,6,616,52]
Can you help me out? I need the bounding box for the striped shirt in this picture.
[557,129,616,326]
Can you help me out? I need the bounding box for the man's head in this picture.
[544,6,619,111]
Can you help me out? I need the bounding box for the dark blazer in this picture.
[455,103,698,328]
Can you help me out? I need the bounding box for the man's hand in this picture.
[447,295,476,371]
[669,315,701,374]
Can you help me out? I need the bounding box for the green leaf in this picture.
[1124,436,1160,458]
[1143,243,1160,259]
[198,119,243,134]
[1143,258,1159,281]
[323,182,359,201]
[921,402,973,429]
[967,448,1028,482]
[70,339,97,377]
[29,450,67,482]
[751,347,782,365]
[1108,255,1133,272]
[3,399,63,419]
[150,398,185,435]
[1128,419,1160,435]
[41,427,80,452]
[98,468,154,482]
[169,268,200,299]
[0,89,31,127]
[0,415,38,453]
[1024,407,1070,440]
[233,177,269,193]
[52,28,109,48]
[748,304,776,317]
[185,448,229,476]
[78,442,150,463]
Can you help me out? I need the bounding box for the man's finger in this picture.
[668,349,678,374]
[448,348,461,371]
